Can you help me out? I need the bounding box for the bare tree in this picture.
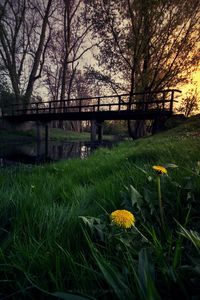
[69,69,96,131]
[0,0,54,105]
[177,88,199,117]
[43,0,96,129]
[44,0,95,100]
[85,0,200,137]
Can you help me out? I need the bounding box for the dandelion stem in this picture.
[134,226,148,242]
[157,175,165,229]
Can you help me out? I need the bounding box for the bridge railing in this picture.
[2,89,181,117]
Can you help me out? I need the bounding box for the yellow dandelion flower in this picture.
[110,210,135,229]
[152,165,167,175]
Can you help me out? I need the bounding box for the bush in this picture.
[103,120,128,135]
[165,114,187,129]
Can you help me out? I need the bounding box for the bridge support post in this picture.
[44,123,49,160]
[97,120,103,143]
[91,120,96,142]
[152,115,167,134]
[36,122,49,162]
[36,122,42,161]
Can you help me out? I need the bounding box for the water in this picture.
[0,140,118,166]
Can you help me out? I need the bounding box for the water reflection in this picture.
[0,140,116,166]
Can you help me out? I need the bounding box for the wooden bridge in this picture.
[2,89,181,146]
[2,89,180,121]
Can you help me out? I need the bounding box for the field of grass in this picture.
[0,115,200,299]
[0,128,90,141]
[0,127,116,143]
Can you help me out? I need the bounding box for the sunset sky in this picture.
[180,69,200,96]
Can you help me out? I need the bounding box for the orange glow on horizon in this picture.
[180,69,200,97]
[176,68,200,114]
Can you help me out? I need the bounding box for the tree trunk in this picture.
[128,120,150,139]
[24,0,53,103]
[128,0,151,140]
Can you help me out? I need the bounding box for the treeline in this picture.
[0,0,199,134]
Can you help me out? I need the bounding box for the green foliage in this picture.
[178,222,200,252]
[177,89,199,117]
[0,127,115,144]
[165,115,187,129]
[0,91,15,109]
[80,160,200,299]
[103,120,128,136]
[0,116,199,298]
[52,292,94,300]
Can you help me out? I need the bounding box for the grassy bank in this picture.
[0,116,200,299]
[0,127,117,143]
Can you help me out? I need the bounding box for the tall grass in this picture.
[0,117,200,299]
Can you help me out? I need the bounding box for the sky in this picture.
[180,69,200,96]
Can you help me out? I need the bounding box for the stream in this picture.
[0,139,119,166]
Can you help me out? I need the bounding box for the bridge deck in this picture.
[3,109,173,122]
[2,90,181,123]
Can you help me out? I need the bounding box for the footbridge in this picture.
[2,89,181,154]
[2,89,180,122]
